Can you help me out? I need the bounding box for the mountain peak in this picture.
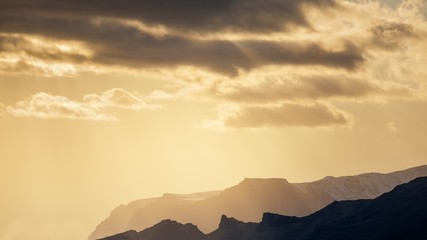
[109,219,205,240]
[218,215,244,230]
[100,230,137,240]
[156,219,177,225]
[151,219,202,232]
[259,212,300,229]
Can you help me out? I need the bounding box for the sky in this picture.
[1,0,427,240]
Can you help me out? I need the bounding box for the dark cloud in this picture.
[0,16,363,75]
[0,0,336,33]
[371,22,417,49]
[222,103,351,128]
[0,0,364,75]
[92,34,363,75]
[216,75,411,102]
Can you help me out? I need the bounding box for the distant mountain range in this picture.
[90,165,427,240]
[100,176,427,240]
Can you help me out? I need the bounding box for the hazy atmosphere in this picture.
[1,0,427,240]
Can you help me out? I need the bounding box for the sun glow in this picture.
[1,1,427,240]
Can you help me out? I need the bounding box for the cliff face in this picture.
[99,177,427,240]
[90,165,427,239]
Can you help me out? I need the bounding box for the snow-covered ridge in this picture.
[294,165,427,200]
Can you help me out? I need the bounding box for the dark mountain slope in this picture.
[257,176,427,240]
[101,219,204,240]
[304,176,427,240]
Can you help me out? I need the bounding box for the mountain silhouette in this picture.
[101,219,204,240]
[90,191,221,240]
[90,165,427,239]
[99,176,427,240]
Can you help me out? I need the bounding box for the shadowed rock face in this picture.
[254,176,427,240]
[90,165,427,239]
[101,219,204,240]
[100,177,427,240]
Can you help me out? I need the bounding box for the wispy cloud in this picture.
[83,88,159,110]
[6,92,113,121]
[2,89,157,121]
[0,34,92,77]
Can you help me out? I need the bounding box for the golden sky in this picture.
[1,0,427,240]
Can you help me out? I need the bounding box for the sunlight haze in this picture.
[1,0,427,239]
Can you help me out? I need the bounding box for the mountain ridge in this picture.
[89,165,427,240]
[98,176,427,240]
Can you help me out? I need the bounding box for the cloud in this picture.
[209,74,412,103]
[4,0,424,77]
[0,34,91,63]
[371,22,418,49]
[200,103,352,129]
[0,0,425,77]
[0,19,364,75]
[3,89,156,121]
[0,34,92,76]
[83,88,159,110]
[6,92,114,121]
[89,35,362,75]
[1,0,427,129]
[0,0,336,33]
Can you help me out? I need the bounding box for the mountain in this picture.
[101,220,204,240]
[254,176,427,240]
[89,191,221,240]
[90,165,427,239]
[99,177,427,240]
